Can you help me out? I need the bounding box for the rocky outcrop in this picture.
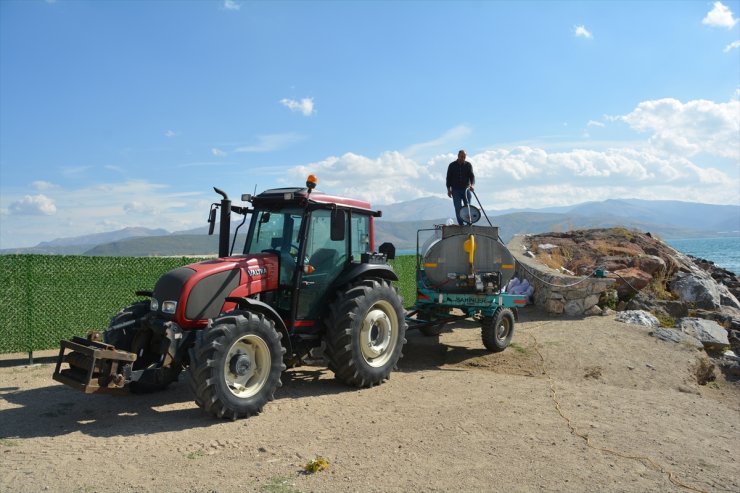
[512,228,739,378]
[508,235,615,316]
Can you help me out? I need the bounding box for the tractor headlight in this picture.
[150,298,159,312]
[161,301,178,314]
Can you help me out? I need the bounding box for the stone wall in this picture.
[508,235,615,316]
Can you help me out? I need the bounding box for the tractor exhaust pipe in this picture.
[214,187,231,258]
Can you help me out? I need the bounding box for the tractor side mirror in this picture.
[379,242,395,260]
[330,209,346,241]
[207,207,217,235]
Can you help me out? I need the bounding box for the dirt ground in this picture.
[1,309,738,493]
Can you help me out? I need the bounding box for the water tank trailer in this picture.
[409,203,528,351]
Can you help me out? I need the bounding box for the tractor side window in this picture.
[351,214,371,261]
[304,209,346,274]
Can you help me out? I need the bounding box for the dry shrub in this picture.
[691,357,716,385]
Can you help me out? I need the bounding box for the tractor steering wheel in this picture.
[261,244,301,279]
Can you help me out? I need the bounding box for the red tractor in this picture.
[53,176,407,419]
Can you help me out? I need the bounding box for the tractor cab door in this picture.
[245,208,304,315]
[296,209,348,319]
[296,209,373,320]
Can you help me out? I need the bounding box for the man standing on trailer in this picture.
[446,149,475,225]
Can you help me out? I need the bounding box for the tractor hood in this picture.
[150,254,279,329]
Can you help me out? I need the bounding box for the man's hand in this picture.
[447,189,452,198]
[470,185,475,191]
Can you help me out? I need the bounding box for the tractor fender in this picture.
[333,263,398,288]
[224,297,292,354]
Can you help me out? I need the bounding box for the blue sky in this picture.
[1,0,739,248]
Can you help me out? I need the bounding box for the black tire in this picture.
[189,312,285,419]
[481,308,514,352]
[104,301,182,393]
[104,301,150,350]
[324,279,407,387]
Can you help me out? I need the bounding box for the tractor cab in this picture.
[210,176,396,336]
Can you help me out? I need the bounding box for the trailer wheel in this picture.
[104,301,182,393]
[190,312,285,419]
[481,308,514,352]
[324,279,407,387]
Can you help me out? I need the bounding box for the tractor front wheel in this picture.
[190,312,285,419]
[324,279,407,387]
[481,308,514,352]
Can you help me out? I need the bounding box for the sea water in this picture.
[666,237,740,275]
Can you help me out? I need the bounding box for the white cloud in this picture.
[9,194,57,215]
[164,130,178,138]
[105,164,125,173]
[574,25,593,39]
[285,142,738,210]
[587,120,605,128]
[235,133,305,152]
[280,97,315,116]
[223,0,240,11]
[703,1,738,28]
[61,165,92,175]
[403,125,473,159]
[32,180,58,191]
[620,97,740,159]
[724,40,740,52]
[212,147,227,157]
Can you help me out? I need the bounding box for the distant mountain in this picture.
[84,235,219,257]
[566,199,740,232]
[1,227,169,255]
[2,198,737,256]
[374,208,738,250]
[377,197,452,222]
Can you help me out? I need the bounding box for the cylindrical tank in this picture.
[421,225,516,294]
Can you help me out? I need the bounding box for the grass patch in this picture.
[0,438,19,447]
[389,254,416,309]
[509,342,529,354]
[186,449,206,460]
[262,476,301,493]
[656,314,676,328]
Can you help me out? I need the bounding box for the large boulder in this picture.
[625,292,688,319]
[634,255,666,276]
[650,328,703,349]
[717,284,740,310]
[669,272,722,310]
[678,317,730,351]
[613,267,652,298]
[615,310,660,327]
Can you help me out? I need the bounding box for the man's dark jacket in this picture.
[446,160,475,190]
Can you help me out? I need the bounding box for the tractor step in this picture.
[52,336,137,395]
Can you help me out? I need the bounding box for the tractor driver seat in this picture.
[308,248,338,273]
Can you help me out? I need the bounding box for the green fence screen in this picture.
[0,255,203,354]
[0,255,417,354]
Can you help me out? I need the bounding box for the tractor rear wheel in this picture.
[481,308,514,352]
[104,301,182,393]
[324,279,407,387]
[189,312,285,419]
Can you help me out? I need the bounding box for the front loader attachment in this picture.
[52,336,137,394]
